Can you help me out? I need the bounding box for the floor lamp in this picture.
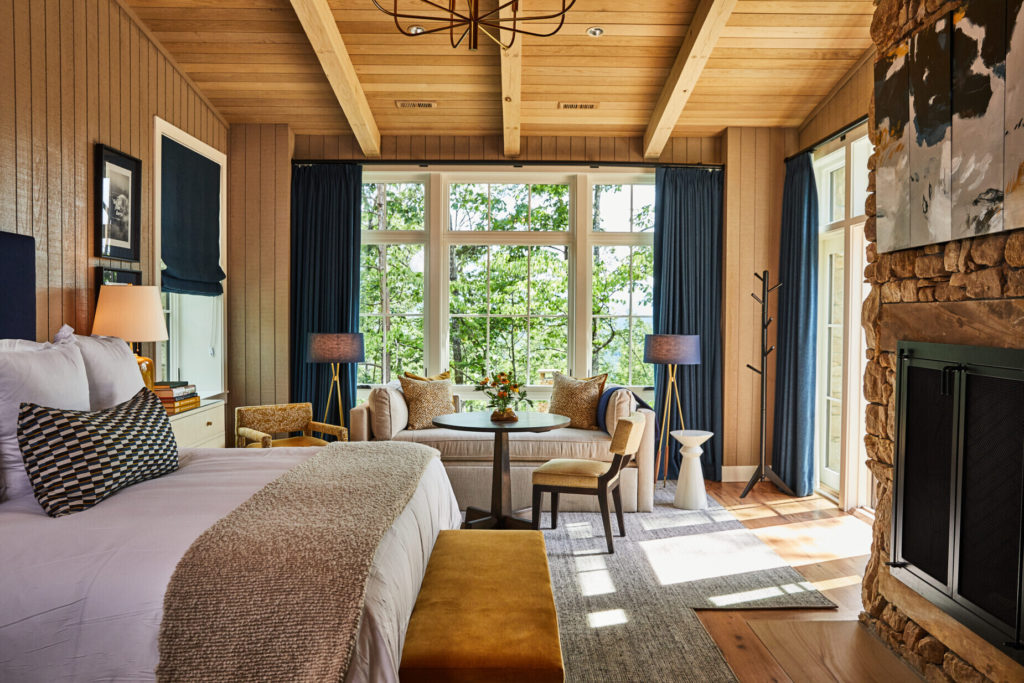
[308,333,365,429]
[644,334,701,485]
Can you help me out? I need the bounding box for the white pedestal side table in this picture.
[670,430,714,510]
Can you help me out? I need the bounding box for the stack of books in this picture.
[154,382,201,415]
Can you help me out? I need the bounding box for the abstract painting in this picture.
[874,1,1024,252]
[1005,0,1024,229]
[952,0,1005,239]
[909,15,952,248]
[875,43,911,253]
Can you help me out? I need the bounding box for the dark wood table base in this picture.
[462,505,534,530]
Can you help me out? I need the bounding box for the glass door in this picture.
[817,229,844,493]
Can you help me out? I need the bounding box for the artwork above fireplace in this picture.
[891,340,1024,662]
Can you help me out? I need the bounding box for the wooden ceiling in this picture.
[128,0,873,152]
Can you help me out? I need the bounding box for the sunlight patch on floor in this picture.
[578,569,616,597]
[641,528,787,585]
[640,508,735,531]
[587,608,628,628]
[809,574,862,592]
[753,515,872,567]
[708,581,815,607]
[566,521,594,539]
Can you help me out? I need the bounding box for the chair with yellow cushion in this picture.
[531,413,646,553]
[234,402,348,448]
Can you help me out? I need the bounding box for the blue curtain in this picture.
[653,167,724,481]
[290,163,362,429]
[771,153,819,497]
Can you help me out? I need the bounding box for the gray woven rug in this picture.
[537,483,836,683]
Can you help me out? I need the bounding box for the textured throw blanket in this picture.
[157,441,439,682]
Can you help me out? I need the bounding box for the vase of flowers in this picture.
[475,371,532,422]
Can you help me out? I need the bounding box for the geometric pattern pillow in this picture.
[17,388,178,517]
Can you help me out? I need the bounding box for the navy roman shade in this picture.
[160,137,225,296]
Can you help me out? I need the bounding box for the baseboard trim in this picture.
[721,465,757,482]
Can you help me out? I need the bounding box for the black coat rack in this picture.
[740,270,795,498]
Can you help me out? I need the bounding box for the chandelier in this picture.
[371,0,577,51]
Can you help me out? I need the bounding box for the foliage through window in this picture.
[591,246,654,385]
[449,183,569,231]
[361,183,425,230]
[449,244,569,384]
[593,184,655,232]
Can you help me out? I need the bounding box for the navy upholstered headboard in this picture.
[0,232,36,341]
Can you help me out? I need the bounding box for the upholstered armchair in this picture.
[234,402,347,448]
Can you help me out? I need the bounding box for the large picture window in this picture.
[357,171,654,402]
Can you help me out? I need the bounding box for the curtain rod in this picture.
[292,159,724,170]
[784,115,869,164]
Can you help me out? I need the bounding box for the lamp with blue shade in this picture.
[644,334,701,485]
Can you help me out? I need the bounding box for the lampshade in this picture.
[308,333,365,363]
[92,285,168,342]
[643,334,701,365]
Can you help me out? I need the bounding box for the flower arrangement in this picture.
[474,371,533,422]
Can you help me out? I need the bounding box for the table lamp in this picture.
[92,285,169,391]
[644,334,701,485]
[308,333,365,428]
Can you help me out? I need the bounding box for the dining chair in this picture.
[530,413,646,553]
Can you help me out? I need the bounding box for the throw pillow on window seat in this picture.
[398,376,455,430]
[548,372,607,430]
[403,370,451,382]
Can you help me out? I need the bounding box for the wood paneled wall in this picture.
[294,134,723,166]
[0,0,227,341]
[798,51,874,150]
[226,124,293,436]
[722,127,799,475]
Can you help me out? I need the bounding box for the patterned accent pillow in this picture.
[398,376,455,430]
[403,370,451,382]
[549,372,607,430]
[17,388,178,517]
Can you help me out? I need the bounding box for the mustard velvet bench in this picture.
[399,529,565,683]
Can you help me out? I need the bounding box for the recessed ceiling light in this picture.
[409,25,426,35]
[586,26,604,38]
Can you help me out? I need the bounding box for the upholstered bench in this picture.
[400,530,564,683]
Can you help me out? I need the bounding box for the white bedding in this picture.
[0,446,462,683]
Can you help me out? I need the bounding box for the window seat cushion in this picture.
[392,427,613,463]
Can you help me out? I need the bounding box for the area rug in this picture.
[538,483,837,683]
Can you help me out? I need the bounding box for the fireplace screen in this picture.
[892,341,1024,662]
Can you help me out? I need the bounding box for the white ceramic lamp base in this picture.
[670,430,714,510]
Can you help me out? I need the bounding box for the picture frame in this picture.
[96,266,143,297]
[95,144,142,262]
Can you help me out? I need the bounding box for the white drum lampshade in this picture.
[92,285,168,391]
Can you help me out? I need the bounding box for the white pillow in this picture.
[55,325,144,410]
[0,339,91,500]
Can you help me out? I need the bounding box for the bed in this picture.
[0,445,462,682]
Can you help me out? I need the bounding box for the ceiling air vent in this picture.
[558,102,598,110]
[395,100,437,109]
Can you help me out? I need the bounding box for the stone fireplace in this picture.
[862,2,1024,682]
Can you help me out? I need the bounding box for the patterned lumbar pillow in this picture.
[17,388,178,517]
[403,370,451,382]
[398,376,454,430]
[549,372,607,430]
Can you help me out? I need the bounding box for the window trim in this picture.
[359,167,655,403]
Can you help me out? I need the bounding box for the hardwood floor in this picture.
[698,481,906,683]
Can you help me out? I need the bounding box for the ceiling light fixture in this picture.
[586,26,604,37]
[372,0,578,51]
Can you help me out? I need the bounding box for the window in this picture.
[449,244,568,384]
[358,182,426,384]
[812,124,871,508]
[357,171,655,406]
[591,246,653,385]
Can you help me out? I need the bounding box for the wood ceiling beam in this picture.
[289,0,381,157]
[642,0,738,159]
[499,3,522,157]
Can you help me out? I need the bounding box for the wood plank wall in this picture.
[0,0,227,342]
[226,124,293,436]
[722,127,799,476]
[293,134,723,165]
[798,54,873,150]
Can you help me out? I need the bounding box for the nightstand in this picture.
[169,399,226,449]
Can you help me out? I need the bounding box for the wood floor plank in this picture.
[748,620,920,683]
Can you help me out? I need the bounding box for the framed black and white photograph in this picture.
[95,144,142,262]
